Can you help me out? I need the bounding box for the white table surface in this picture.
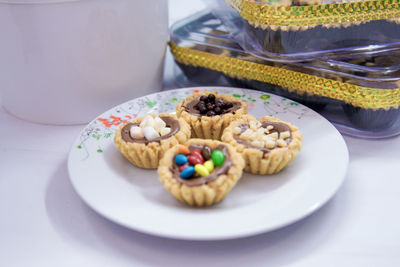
[1,1,400,266]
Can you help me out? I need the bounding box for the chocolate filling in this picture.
[170,144,232,187]
[121,116,180,144]
[233,121,292,154]
[184,97,241,116]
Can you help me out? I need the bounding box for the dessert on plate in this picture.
[221,115,302,174]
[158,139,245,206]
[176,91,247,140]
[114,113,191,169]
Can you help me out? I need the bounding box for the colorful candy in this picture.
[191,149,203,159]
[188,155,204,165]
[204,160,214,172]
[195,164,210,177]
[179,163,190,172]
[175,146,226,179]
[180,166,195,179]
[177,144,190,155]
[201,146,212,160]
[174,154,188,165]
[188,149,204,165]
[211,149,225,166]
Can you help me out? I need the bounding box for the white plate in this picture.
[68,87,349,240]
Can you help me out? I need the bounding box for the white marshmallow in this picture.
[142,126,160,141]
[130,126,144,139]
[140,115,155,128]
[154,117,166,132]
[160,127,171,136]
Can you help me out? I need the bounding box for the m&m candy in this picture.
[204,160,214,172]
[188,155,204,165]
[180,166,195,179]
[174,154,188,165]
[195,164,210,177]
[179,163,190,172]
[201,146,212,160]
[177,144,190,155]
[211,150,225,166]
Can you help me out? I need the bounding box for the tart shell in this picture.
[114,113,191,169]
[221,115,302,175]
[176,91,248,140]
[158,139,245,207]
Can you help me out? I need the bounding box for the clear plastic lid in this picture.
[203,0,400,62]
[171,10,400,88]
[170,10,400,138]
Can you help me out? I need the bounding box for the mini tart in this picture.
[158,139,245,207]
[221,115,302,175]
[114,113,191,169]
[176,91,247,140]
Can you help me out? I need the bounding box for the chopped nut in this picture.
[267,132,279,140]
[276,139,287,147]
[233,126,242,135]
[256,128,265,136]
[265,139,276,149]
[251,140,264,148]
[240,129,254,140]
[264,128,270,134]
[255,132,264,140]
[280,131,291,140]
[249,132,257,141]
[262,135,274,143]
[249,121,260,130]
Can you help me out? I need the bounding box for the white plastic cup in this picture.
[0,0,168,124]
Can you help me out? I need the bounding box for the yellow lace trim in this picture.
[227,0,400,27]
[170,42,400,109]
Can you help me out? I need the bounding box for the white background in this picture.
[1,0,400,266]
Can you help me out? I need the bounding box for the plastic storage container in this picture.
[208,0,400,61]
[0,0,168,124]
[169,10,400,139]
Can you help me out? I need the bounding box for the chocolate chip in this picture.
[199,106,207,114]
[197,101,206,109]
[207,110,216,116]
[208,94,216,102]
[215,99,224,107]
[194,95,237,117]
[206,103,215,110]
